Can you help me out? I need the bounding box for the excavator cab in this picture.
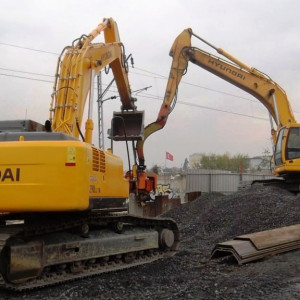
[109,111,144,141]
[274,125,300,174]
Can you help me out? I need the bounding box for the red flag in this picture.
[166,152,174,161]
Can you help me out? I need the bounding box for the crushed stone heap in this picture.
[164,185,299,257]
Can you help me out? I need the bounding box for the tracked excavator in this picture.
[0,18,178,290]
[136,29,300,263]
[137,28,300,191]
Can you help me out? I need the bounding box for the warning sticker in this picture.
[67,146,76,163]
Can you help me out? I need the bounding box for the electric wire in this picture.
[133,67,255,103]
[0,42,59,55]
[0,39,255,103]
[0,67,53,77]
[137,93,269,121]
[0,70,120,93]
[0,73,52,83]
[0,64,257,104]
[0,42,299,118]
[0,71,288,121]
[0,42,293,106]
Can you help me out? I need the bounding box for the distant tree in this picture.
[194,152,249,172]
[258,148,272,170]
[191,161,201,169]
[230,153,250,173]
[182,158,189,171]
[252,148,272,172]
[150,164,161,174]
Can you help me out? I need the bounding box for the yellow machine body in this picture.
[0,137,128,212]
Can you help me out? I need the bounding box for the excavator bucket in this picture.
[109,111,144,141]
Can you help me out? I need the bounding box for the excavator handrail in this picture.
[50,18,135,144]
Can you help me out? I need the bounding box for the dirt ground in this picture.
[0,185,299,299]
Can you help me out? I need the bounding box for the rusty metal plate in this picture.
[211,224,300,264]
[237,224,300,250]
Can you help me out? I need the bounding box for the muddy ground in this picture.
[0,185,299,299]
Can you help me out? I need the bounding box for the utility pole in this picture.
[96,53,150,149]
[97,72,104,149]
[97,72,115,149]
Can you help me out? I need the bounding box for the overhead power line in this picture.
[0,41,255,103]
[177,100,268,121]
[0,42,59,55]
[0,73,52,83]
[0,67,53,78]
[137,93,269,121]
[134,67,166,78]
[0,71,268,121]
[0,42,299,118]
[0,68,120,92]
[132,67,254,103]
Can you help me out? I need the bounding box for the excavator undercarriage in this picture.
[0,212,179,290]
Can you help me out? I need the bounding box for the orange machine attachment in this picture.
[125,165,157,204]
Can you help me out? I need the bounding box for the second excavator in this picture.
[137,28,300,192]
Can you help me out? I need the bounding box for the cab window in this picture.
[286,127,300,160]
[274,128,285,165]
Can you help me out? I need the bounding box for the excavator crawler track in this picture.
[0,213,179,291]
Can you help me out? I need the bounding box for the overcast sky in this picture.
[1,0,300,169]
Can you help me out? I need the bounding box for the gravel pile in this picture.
[1,185,299,299]
[164,185,299,257]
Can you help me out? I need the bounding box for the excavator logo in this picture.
[208,59,246,80]
[0,168,20,182]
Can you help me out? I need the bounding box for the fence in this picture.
[186,170,276,194]
[157,170,276,202]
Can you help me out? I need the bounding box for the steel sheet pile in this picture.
[1,185,299,300]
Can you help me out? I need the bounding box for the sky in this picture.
[1,0,300,169]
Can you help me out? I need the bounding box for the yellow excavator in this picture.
[0,18,178,290]
[136,29,300,263]
[137,28,300,191]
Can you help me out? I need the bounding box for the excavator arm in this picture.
[137,29,299,178]
[50,18,135,144]
[183,30,296,126]
[136,29,191,167]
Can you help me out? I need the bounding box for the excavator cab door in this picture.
[109,111,144,141]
